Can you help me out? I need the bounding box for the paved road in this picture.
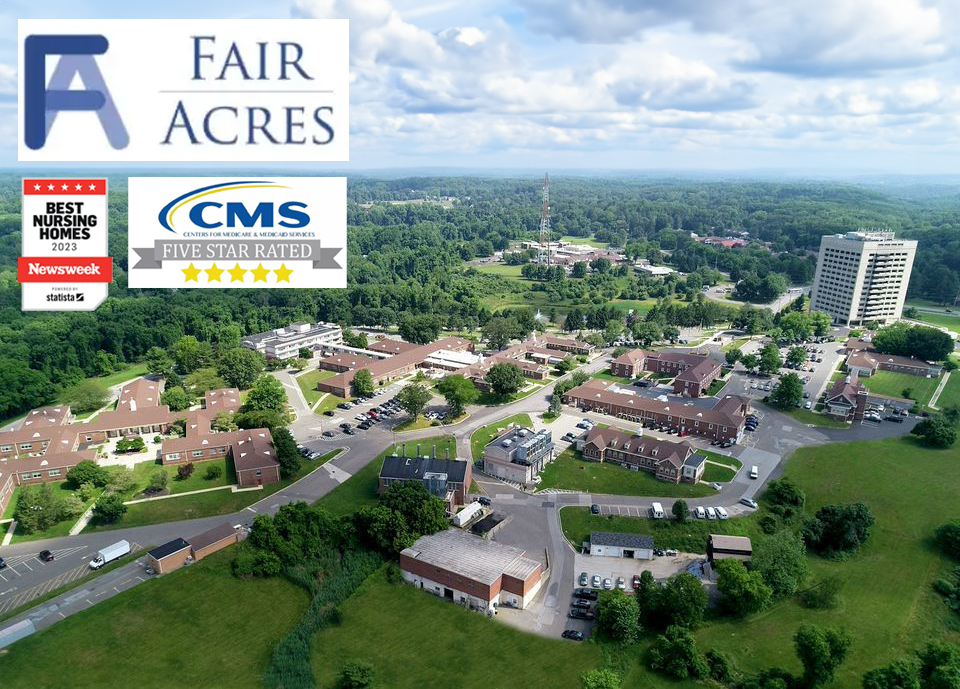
[0,346,917,639]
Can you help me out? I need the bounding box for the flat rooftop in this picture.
[402,529,535,586]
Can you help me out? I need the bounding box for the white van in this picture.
[651,502,665,519]
[749,465,759,479]
[705,507,717,520]
[694,506,706,519]
[715,506,729,520]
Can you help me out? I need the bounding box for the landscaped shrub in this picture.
[205,464,224,480]
[148,469,169,492]
[799,575,844,609]
[339,659,375,688]
[176,462,195,480]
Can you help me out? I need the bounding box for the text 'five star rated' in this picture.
[181,263,294,283]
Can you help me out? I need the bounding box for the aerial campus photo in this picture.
[5,1,960,689]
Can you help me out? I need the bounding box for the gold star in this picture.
[274,263,293,283]
[228,263,247,283]
[251,263,270,283]
[182,263,201,282]
[205,263,224,282]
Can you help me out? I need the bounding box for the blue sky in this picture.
[4,0,960,173]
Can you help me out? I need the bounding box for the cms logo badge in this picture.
[23,35,128,150]
[157,181,310,233]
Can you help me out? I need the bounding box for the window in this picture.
[167,452,181,460]
[192,450,204,457]
[255,469,262,476]
[31,472,41,479]
[0,445,11,452]
[49,469,61,476]
[19,443,32,450]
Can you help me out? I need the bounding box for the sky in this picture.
[3,0,960,173]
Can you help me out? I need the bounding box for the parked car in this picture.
[571,598,592,610]
[337,402,351,409]
[0,557,5,569]
[694,506,706,519]
[342,427,354,435]
[739,497,759,509]
[568,609,595,621]
[322,430,335,437]
[664,549,678,557]
[716,506,729,520]
[591,574,601,588]
[632,574,642,589]
[356,423,370,430]
[804,402,812,409]
[885,415,904,423]
[705,507,717,520]
[39,550,54,562]
[579,572,589,587]
[323,410,335,417]
[602,578,613,590]
[616,577,626,590]
[562,629,585,641]
[591,503,600,515]
[575,587,598,601]
[475,496,492,506]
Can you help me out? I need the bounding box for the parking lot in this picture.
[572,552,701,588]
[0,543,141,615]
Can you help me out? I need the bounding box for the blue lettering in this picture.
[278,202,309,228]
[189,202,222,228]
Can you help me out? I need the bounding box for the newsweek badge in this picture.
[18,178,112,310]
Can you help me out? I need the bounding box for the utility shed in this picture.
[147,538,192,574]
[707,534,752,563]
[589,531,655,560]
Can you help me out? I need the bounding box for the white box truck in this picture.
[651,502,665,519]
[89,540,131,569]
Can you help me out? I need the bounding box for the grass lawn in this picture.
[315,391,352,414]
[310,567,606,689]
[0,549,309,689]
[469,413,533,460]
[124,456,234,498]
[58,363,150,403]
[610,298,658,315]
[295,368,338,407]
[473,263,526,278]
[760,402,850,428]
[862,369,941,407]
[83,460,318,533]
[394,414,434,431]
[934,371,960,409]
[702,463,737,482]
[591,370,635,384]
[704,377,729,396]
[315,436,457,518]
[538,447,715,498]
[476,379,550,406]
[317,448,342,464]
[723,337,750,352]
[915,311,960,332]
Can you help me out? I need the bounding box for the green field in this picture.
[915,311,960,332]
[557,234,611,248]
[472,262,526,278]
[311,567,606,689]
[394,414,435,431]
[123,456,234,498]
[83,460,320,533]
[564,434,960,685]
[760,402,851,428]
[315,436,456,517]
[934,371,960,409]
[538,447,715,498]
[0,549,309,689]
[10,480,103,543]
[295,367,339,407]
[704,377,729,396]
[591,370,635,384]
[861,369,941,407]
[469,413,533,460]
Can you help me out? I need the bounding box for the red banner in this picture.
[18,257,113,283]
[23,179,106,195]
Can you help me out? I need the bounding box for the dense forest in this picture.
[0,174,959,419]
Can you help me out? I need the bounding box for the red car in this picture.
[632,575,642,589]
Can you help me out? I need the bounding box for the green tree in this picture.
[235,408,286,430]
[862,658,921,689]
[177,462,195,480]
[173,335,211,373]
[752,530,808,597]
[786,345,808,368]
[184,368,227,395]
[355,504,413,554]
[603,320,623,345]
[340,659,375,689]
[482,316,520,350]
[62,380,109,414]
[211,411,237,432]
[597,589,640,643]
[725,348,743,366]
[342,330,369,349]
[436,374,479,417]
[289,358,307,372]
[803,501,875,556]
[149,469,169,492]
[936,520,960,560]
[794,624,853,688]
[216,347,265,389]
[67,459,109,488]
[673,499,688,522]
[92,493,128,524]
[580,668,621,689]
[298,346,312,360]
[659,572,708,629]
[741,353,759,373]
[271,427,301,478]
[104,466,136,493]
[380,481,448,537]
[648,625,709,679]
[810,311,833,336]
[14,484,68,532]
[912,415,958,448]
[758,342,783,375]
[631,321,662,347]
[205,464,224,480]
[766,477,806,508]
[485,362,525,397]
[144,346,174,376]
[160,385,193,411]
[397,383,431,420]
[242,375,287,413]
[352,368,375,397]
[770,372,803,409]
[398,314,442,345]
[715,558,773,616]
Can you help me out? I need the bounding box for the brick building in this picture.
[577,426,705,483]
[609,349,722,397]
[482,426,554,486]
[400,529,544,612]
[378,455,472,513]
